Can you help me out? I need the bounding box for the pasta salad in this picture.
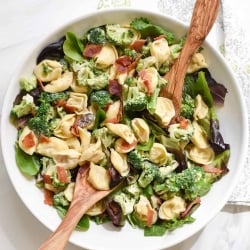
[10,17,230,236]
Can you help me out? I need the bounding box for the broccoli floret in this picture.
[181,94,195,119]
[39,91,69,104]
[77,65,109,90]
[113,191,136,215]
[106,24,137,47]
[92,127,115,148]
[153,165,213,201]
[123,48,138,60]
[53,191,70,207]
[19,74,37,91]
[127,149,148,170]
[87,27,106,44]
[12,93,35,118]
[168,119,194,142]
[124,76,138,86]
[138,161,160,188]
[28,102,56,136]
[90,90,112,108]
[124,182,142,199]
[124,86,148,112]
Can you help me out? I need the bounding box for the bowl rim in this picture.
[1,7,249,250]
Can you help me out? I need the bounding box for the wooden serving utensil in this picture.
[38,166,115,250]
[160,0,220,115]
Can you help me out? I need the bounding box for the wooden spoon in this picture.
[38,166,116,250]
[160,0,220,115]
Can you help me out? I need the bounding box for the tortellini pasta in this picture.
[34,59,62,82]
[134,195,157,226]
[131,118,150,144]
[193,94,209,120]
[18,126,38,155]
[66,92,88,114]
[87,162,111,190]
[36,136,69,158]
[110,148,130,177]
[106,123,136,144]
[43,71,73,93]
[52,149,81,169]
[150,37,170,68]
[191,121,209,148]
[86,200,106,216]
[54,114,76,139]
[154,97,175,126]
[149,143,172,165]
[158,196,186,220]
[137,67,159,95]
[187,53,208,74]
[186,144,215,165]
[95,44,118,69]
[64,182,75,202]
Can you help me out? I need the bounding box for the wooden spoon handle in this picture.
[37,201,87,250]
[162,0,220,113]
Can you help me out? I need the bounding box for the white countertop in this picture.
[0,1,250,249]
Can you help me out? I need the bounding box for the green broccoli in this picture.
[90,90,112,108]
[28,102,56,136]
[113,191,137,215]
[106,24,137,47]
[181,94,195,119]
[19,74,37,91]
[138,161,160,188]
[12,93,35,118]
[53,191,70,207]
[153,165,213,201]
[127,149,148,170]
[87,27,106,44]
[77,65,109,90]
[168,119,194,142]
[39,91,69,104]
[92,127,115,148]
[124,86,148,112]
[124,76,138,86]
[124,182,142,199]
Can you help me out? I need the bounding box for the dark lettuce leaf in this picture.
[210,119,230,153]
[106,199,125,227]
[37,36,65,64]
[202,69,228,106]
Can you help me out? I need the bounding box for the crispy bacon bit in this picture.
[57,166,70,183]
[108,79,122,97]
[139,70,153,96]
[146,204,155,227]
[179,118,189,129]
[202,165,223,174]
[39,134,50,143]
[54,99,67,107]
[83,44,102,58]
[115,56,131,74]
[44,189,54,205]
[154,35,165,41]
[180,197,201,218]
[43,174,52,184]
[130,39,146,52]
[22,132,36,148]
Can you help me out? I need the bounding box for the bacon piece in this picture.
[83,44,102,58]
[42,174,52,184]
[130,39,146,52]
[57,166,70,184]
[44,189,54,205]
[202,165,223,174]
[108,79,122,97]
[180,197,201,218]
[115,56,131,74]
[22,132,36,148]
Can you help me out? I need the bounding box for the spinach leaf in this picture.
[55,205,90,230]
[15,144,40,176]
[63,32,84,62]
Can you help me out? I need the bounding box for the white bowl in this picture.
[1,8,248,250]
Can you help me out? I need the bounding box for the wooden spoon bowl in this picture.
[160,0,220,115]
[38,166,116,250]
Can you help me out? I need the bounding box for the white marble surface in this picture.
[0,1,250,249]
